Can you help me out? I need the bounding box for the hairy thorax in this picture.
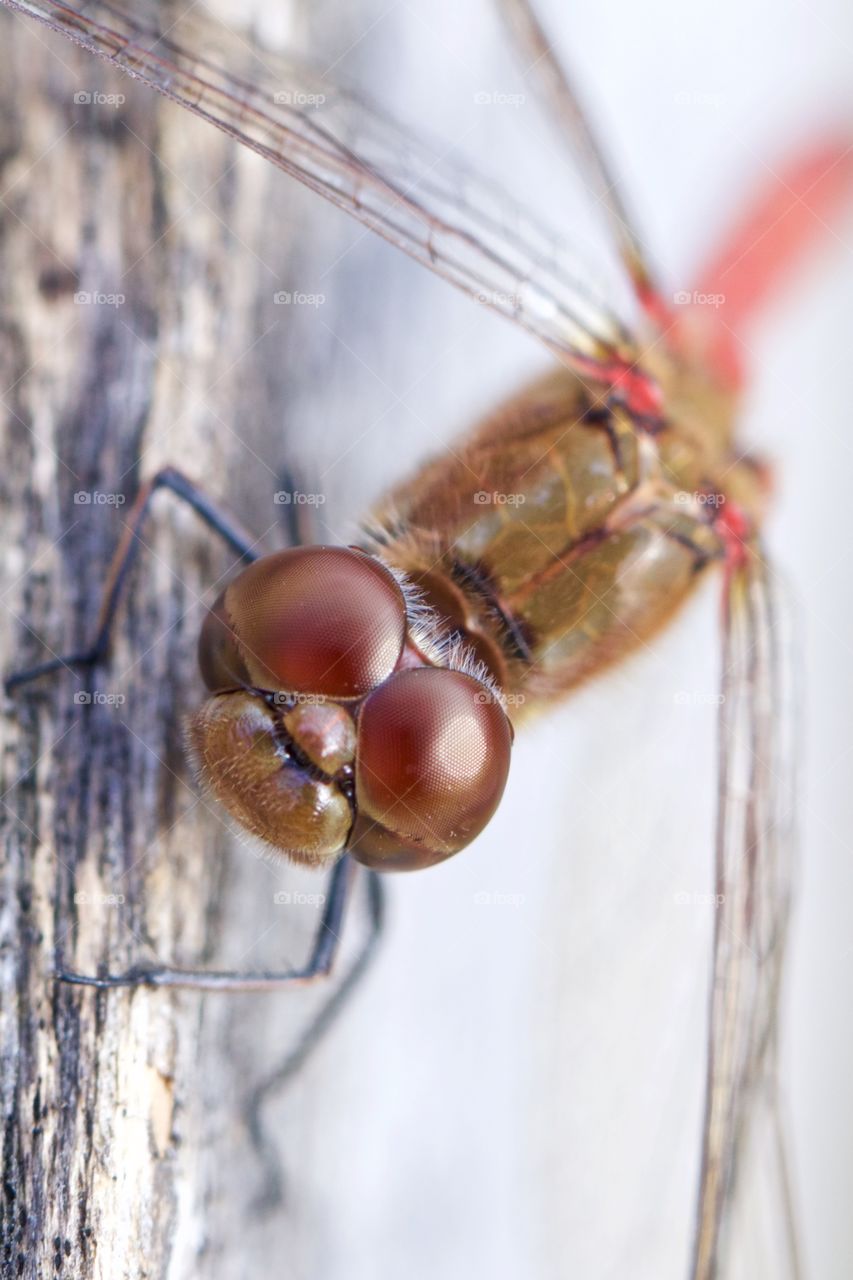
[366,355,769,717]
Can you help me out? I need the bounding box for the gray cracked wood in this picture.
[0,4,383,1275]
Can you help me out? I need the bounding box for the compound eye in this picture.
[186,692,352,866]
[351,668,512,871]
[217,547,407,698]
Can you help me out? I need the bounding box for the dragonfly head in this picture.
[187,546,512,871]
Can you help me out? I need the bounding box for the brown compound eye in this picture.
[198,546,407,698]
[350,668,513,871]
[186,692,353,866]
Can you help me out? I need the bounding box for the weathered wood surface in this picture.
[0,4,366,1274]
[1,2,852,1279]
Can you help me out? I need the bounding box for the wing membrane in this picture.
[496,0,670,326]
[0,0,639,379]
[693,548,800,1279]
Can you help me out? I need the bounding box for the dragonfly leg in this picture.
[245,867,385,1210]
[4,466,262,694]
[273,465,325,546]
[55,853,383,993]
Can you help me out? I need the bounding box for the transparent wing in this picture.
[692,548,800,1279]
[495,0,670,326]
[0,0,644,383]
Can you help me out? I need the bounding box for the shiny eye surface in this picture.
[186,692,352,866]
[197,590,252,692]
[201,546,407,698]
[351,667,512,871]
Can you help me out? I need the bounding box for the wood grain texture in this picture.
[0,5,368,1275]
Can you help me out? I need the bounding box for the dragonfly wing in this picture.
[495,0,671,327]
[0,0,640,381]
[692,547,800,1279]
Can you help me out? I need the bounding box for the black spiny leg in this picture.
[8,463,385,1102]
[274,465,324,547]
[5,466,262,694]
[246,866,386,1211]
[57,854,370,992]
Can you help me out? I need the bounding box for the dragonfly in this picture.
[2,0,847,1275]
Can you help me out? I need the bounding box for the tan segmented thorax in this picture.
[365,353,769,720]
